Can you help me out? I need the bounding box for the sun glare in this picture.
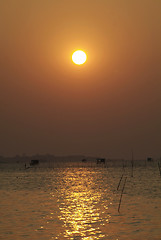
[72,50,87,65]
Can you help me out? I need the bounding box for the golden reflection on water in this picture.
[1,166,161,239]
[56,168,110,239]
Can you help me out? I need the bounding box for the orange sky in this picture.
[0,0,161,159]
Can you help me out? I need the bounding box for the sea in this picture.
[0,159,161,240]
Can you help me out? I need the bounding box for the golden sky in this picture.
[0,0,161,158]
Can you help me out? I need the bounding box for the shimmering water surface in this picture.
[0,163,161,240]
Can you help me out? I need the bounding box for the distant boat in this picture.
[82,158,87,162]
[96,158,106,164]
[30,159,39,166]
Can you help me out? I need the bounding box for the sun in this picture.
[72,50,87,65]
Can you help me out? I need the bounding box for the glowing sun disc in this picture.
[72,50,87,65]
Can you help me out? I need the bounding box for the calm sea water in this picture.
[0,162,161,240]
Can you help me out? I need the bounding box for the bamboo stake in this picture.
[122,159,125,171]
[117,174,124,190]
[158,162,161,176]
[131,149,134,177]
[118,177,127,213]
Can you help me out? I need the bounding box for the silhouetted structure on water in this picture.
[30,160,39,166]
[96,158,106,164]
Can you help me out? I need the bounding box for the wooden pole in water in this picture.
[118,177,127,213]
[122,159,125,171]
[131,149,134,177]
[117,174,124,190]
[158,161,161,176]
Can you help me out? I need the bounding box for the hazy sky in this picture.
[0,0,161,159]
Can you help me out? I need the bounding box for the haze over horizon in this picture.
[0,0,161,159]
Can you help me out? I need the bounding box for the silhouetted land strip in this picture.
[0,155,160,170]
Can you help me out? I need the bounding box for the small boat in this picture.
[96,158,106,164]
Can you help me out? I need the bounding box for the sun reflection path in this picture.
[55,168,112,239]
